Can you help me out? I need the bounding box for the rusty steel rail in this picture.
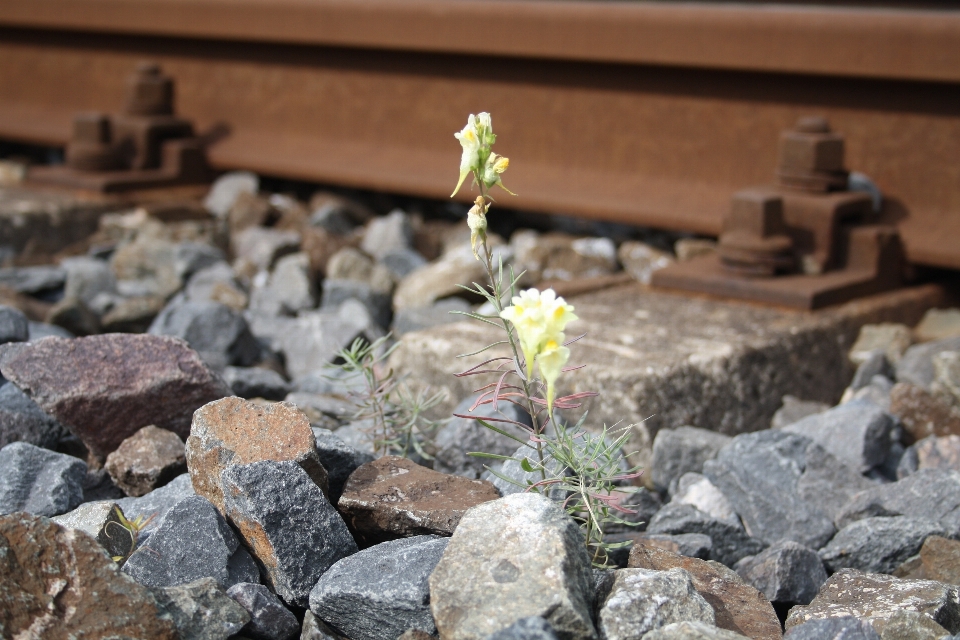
[0,0,959,268]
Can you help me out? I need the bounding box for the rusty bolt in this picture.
[779,116,845,174]
[66,112,124,171]
[125,62,174,116]
[719,189,796,277]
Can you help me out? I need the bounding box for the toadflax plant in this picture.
[450,112,643,567]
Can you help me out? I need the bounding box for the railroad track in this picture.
[0,0,958,269]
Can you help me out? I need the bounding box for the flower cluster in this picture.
[451,112,514,198]
[500,288,578,416]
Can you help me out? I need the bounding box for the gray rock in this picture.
[81,465,126,503]
[651,426,732,494]
[0,441,85,516]
[0,304,28,345]
[232,227,301,273]
[228,581,300,640]
[844,375,895,412]
[185,261,249,309]
[819,516,948,574]
[320,278,392,329]
[311,427,375,503]
[174,242,226,282]
[786,569,960,633]
[361,209,413,260]
[596,567,715,640]
[151,576,251,640]
[434,393,534,480]
[897,435,960,480]
[879,609,951,640]
[380,248,427,280]
[850,323,913,366]
[286,392,359,425]
[301,610,346,640]
[309,535,448,640]
[734,540,827,606]
[783,399,896,472]
[617,240,674,285]
[486,442,568,501]
[224,366,291,401]
[851,351,895,391]
[648,533,714,560]
[935,351,960,407]
[429,493,597,640]
[603,487,663,533]
[771,395,830,429]
[643,622,750,640]
[392,298,472,336]
[123,495,259,589]
[484,617,559,640]
[149,300,261,371]
[0,380,67,449]
[783,617,881,640]
[647,503,765,567]
[795,442,877,525]
[836,469,960,533]
[671,472,741,527]
[27,321,73,341]
[115,472,196,536]
[250,252,316,317]
[220,460,358,608]
[205,171,259,218]
[62,255,117,305]
[0,265,65,294]
[53,500,131,560]
[702,430,836,549]
[898,337,960,389]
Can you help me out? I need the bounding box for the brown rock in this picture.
[920,535,960,585]
[890,383,960,444]
[914,435,960,475]
[101,295,166,333]
[338,455,501,546]
[105,425,187,497]
[0,334,231,459]
[0,512,179,639]
[186,396,328,513]
[629,543,782,640]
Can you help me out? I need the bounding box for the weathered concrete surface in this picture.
[391,283,941,470]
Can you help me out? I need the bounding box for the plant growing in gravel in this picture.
[450,112,643,567]
[332,334,446,459]
[106,506,155,565]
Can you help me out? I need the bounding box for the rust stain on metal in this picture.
[0,1,957,268]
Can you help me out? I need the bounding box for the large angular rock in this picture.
[897,337,960,389]
[320,278,392,329]
[0,441,86,517]
[361,209,414,260]
[785,569,960,634]
[0,334,231,458]
[0,304,28,345]
[227,582,300,640]
[53,500,131,560]
[149,300,262,371]
[0,380,66,449]
[338,456,500,546]
[310,535,448,640]
[849,323,912,366]
[783,399,896,472]
[429,493,597,640]
[151,577,251,640]
[115,472,196,536]
[918,535,960,585]
[433,393,534,480]
[647,503,765,567]
[312,427,375,503]
[105,425,187,497]
[794,442,876,524]
[819,516,948,574]
[890,382,960,443]
[702,431,836,549]
[0,513,180,639]
[186,396,329,513]
[595,567,714,640]
[651,426,732,494]
[783,617,880,640]
[628,544,782,640]
[301,610,347,640]
[61,255,117,305]
[122,495,259,589]
[734,540,827,606]
[836,468,960,532]
[220,460,358,607]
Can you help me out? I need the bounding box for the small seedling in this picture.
[105,506,156,565]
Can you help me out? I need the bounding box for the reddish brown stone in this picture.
[0,334,230,459]
[185,396,328,513]
[890,383,960,444]
[629,543,782,640]
[921,535,960,585]
[105,425,187,497]
[338,455,501,546]
[0,513,179,639]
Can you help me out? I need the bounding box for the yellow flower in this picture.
[537,288,578,337]
[452,115,482,197]
[538,337,570,417]
[467,196,487,260]
[499,288,577,379]
[482,153,515,195]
